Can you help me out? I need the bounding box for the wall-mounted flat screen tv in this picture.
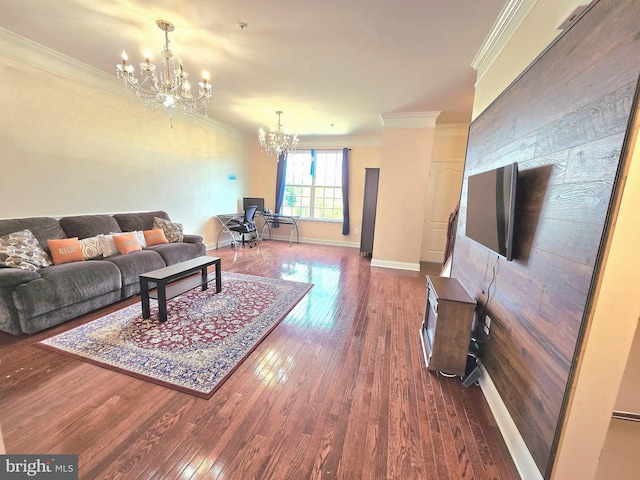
[465,162,518,261]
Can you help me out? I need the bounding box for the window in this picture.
[283,150,343,220]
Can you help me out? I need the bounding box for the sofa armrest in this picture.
[0,268,41,287]
[182,234,204,244]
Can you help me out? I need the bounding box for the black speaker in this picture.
[461,353,482,387]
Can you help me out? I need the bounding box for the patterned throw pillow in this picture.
[152,217,184,243]
[79,236,103,260]
[97,234,118,257]
[0,229,52,271]
[135,230,146,248]
[47,238,85,265]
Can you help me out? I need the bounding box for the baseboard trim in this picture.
[370,259,420,271]
[479,365,543,480]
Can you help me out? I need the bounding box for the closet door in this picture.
[360,168,379,256]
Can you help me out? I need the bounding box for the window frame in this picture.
[282,149,344,221]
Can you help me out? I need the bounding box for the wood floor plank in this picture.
[0,242,520,479]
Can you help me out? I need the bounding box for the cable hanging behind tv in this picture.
[465,162,518,261]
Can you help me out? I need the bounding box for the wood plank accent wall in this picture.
[451,0,640,474]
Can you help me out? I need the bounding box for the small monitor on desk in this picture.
[243,197,265,213]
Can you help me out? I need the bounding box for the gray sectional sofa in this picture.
[0,211,206,335]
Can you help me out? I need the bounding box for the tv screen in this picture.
[243,197,265,212]
[465,163,518,261]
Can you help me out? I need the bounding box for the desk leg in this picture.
[289,219,299,246]
[255,215,263,242]
[141,278,150,319]
[158,282,168,322]
[262,221,271,241]
[216,217,237,249]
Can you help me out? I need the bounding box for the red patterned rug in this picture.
[38,272,312,398]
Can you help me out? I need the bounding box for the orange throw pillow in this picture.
[48,238,85,265]
[143,229,168,246]
[113,233,142,255]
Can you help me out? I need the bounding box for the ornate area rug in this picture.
[38,272,312,398]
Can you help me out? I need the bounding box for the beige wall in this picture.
[372,125,436,270]
[552,107,640,480]
[614,323,640,413]
[0,33,250,249]
[472,1,640,478]
[594,324,640,480]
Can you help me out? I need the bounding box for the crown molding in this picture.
[380,111,441,129]
[471,0,539,84]
[0,27,131,100]
[296,124,467,149]
[0,27,245,139]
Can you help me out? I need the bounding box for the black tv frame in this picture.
[465,162,518,261]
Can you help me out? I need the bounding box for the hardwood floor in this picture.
[0,242,520,479]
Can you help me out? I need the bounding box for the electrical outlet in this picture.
[354,227,359,233]
[483,315,491,335]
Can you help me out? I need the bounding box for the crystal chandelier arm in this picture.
[116,19,213,123]
[258,111,299,160]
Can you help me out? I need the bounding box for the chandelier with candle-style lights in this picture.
[116,20,212,127]
[258,111,299,160]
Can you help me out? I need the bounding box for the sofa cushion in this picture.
[182,234,204,244]
[98,234,118,257]
[147,241,206,265]
[143,229,168,246]
[48,238,85,265]
[112,230,146,248]
[113,233,142,255]
[0,268,40,288]
[0,230,52,271]
[13,260,122,319]
[0,217,66,252]
[113,211,171,232]
[79,236,103,260]
[0,287,23,335]
[103,250,166,288]
[153,217,184,242]
[59,215,121,239]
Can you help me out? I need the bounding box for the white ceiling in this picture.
[0,0,506,137]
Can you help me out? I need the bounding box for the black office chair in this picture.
[228,205,258,248]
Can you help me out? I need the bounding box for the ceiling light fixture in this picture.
[116,20,212,128]
[258,111,299,160]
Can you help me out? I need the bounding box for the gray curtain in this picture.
[273,152,287,227]
[342,147,350,235]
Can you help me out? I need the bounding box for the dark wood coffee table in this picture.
[139,256,221,322]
